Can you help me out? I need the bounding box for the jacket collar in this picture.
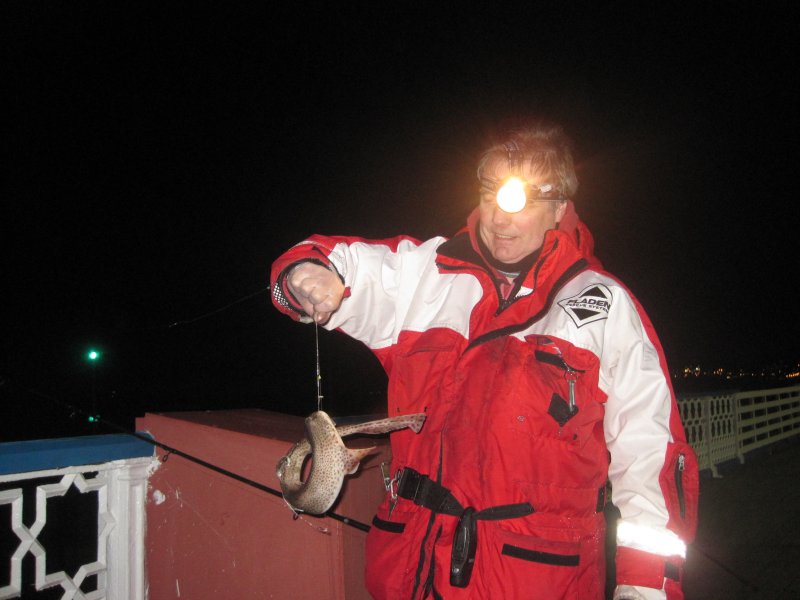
[437,203,600,276]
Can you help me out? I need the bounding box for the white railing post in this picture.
[106,457,158,600]
[703,396,719,477]
[734,392,746,465]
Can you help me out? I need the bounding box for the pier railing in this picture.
[3,385,800,598]
[0,434,156,599]
[678,384,800,477]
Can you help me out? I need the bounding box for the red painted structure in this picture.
[136,409,388,599]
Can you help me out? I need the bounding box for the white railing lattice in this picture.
[0,454,156,600]
[678,384,800,476]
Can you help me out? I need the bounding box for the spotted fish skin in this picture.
[276,411,426,515]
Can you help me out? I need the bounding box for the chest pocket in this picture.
[387,328,462,416]
[507,335,604,446]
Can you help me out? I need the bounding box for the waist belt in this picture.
[395,468,534,588]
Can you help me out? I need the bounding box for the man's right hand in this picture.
[286,262,345,324]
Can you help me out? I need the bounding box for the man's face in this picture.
[478,158,566,265]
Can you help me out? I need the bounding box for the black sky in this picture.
[2,3,797,440]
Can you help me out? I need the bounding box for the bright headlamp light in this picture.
[496,177,528,213]
[493,177,564,214]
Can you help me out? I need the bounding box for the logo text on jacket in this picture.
[558,284,613,328]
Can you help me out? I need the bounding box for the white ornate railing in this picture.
[678,384,800,477]
[0,435,157,600]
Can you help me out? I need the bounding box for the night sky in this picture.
[2,3,797,441]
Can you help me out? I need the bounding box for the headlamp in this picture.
[480,140,566,213]
[496,177,528,213]
[484,177,565,214]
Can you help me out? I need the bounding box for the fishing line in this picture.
[2,376,371,533]
[168,286,271,329]
[314,319,323,411]
[6,285,372,532]
[689,541,760,592]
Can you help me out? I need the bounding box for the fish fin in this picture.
[407,414,427,433]
[344,446,376,474]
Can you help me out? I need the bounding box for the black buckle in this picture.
[396,468,463,516]
[450,507,477,588]
[396,468,423,501]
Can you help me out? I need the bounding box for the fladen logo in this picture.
[558,284,612,328]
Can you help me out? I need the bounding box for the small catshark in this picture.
[276,410,426,515]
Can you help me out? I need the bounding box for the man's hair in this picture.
[477,122,578,198]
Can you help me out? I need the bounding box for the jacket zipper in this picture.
[439,239,562,317]
[535,343,582,414]
[565,366,578,413]
[494,238,560,316]
[676,453,686,519]
[452,257,588,352]
[437,262,510,314]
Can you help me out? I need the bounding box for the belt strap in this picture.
[396,468,534,590]
[396,467,462,515]
[396,467,534,520]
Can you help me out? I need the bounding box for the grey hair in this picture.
[477,123,578,198]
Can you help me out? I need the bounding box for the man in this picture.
[270,123,697,600]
